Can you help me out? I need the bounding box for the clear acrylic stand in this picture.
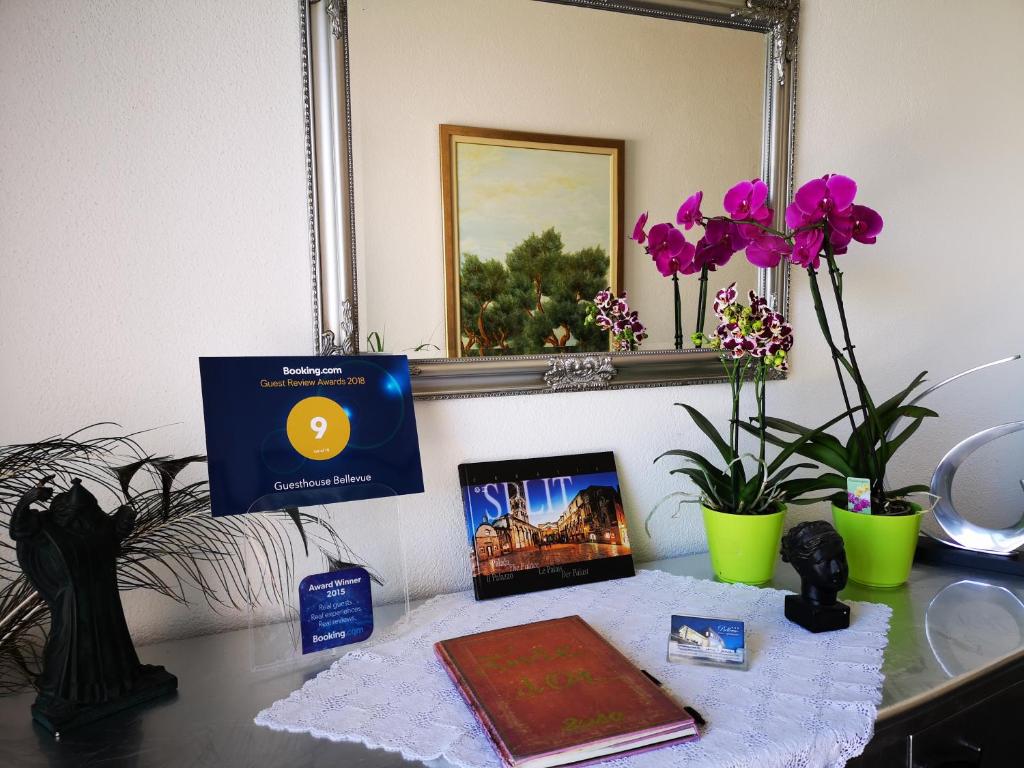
[240,483,411,672]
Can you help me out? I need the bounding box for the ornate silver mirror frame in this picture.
[301,0,800,398]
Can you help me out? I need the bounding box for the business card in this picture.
[668,614,746,668]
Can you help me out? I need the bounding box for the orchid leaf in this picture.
[676,404,734,464]
[767,462,818,486]
[757,415,852,456]
[744,418,854,476]
[876,370,928,419]
[763,407,860,476]
[886,483,931,498]
[657,450,728,484]
[847,404,938,452]
[739,475,761,506]
[746,427,856,477]
[670,467,721,501]
[787,493,846,506]
[776,473,847,500]
[881,417,926,465]
[890,404,938,421]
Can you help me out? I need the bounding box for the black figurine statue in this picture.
[780,520,851,633]
[9,476,177,734]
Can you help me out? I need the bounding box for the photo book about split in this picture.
[458,452,635,600]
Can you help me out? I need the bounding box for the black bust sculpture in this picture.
[9,477,177,734]
[780,520,851,633]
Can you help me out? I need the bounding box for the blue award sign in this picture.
[199,355,424,517]
[298,567,374,654]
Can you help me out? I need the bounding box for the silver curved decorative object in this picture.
[884,354,1023,554]
[884,355,1022,444]
[931,422,1024,554]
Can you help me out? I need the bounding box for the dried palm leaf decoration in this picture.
[0,424,370,694]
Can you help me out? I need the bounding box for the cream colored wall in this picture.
[1,0,1022,644]
[348,0,764,353]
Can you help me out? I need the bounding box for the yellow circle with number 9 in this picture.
[286,396,351,461]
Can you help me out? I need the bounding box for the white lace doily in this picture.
[255,569,891,768]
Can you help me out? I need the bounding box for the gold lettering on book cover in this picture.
[563,711,625,734]
[516,668,598,699]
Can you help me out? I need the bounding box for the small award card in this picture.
[298,566,373,654]
[847,477,872,514]
[199,355,424,516]
[667,615,746,668]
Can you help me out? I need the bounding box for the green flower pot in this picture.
[832,503,923,588]
[702,504,785,585]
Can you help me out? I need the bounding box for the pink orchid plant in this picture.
[728,173,936,513]
[631,178,781,350]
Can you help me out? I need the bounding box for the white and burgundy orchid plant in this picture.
[584,289,648,352]
[657,285,845,515]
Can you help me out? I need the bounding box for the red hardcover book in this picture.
[434,616,698,768]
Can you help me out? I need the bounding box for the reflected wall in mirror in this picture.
[304,0,800,396]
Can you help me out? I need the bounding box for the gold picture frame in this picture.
[440,125,624,358]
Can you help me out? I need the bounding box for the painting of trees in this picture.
[459,228,610,356]
[440,126,624,357]
[459,254,525,355]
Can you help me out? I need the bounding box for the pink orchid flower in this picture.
[745,234,792,268]
[785,200,813,229]
[790,228,825,269]
[723,179,770,221]
[676,191,703,230]
[792,173,858,224]
[630,211,649,244]
[691,218,748,272]
[648,222,695,276]
[847,204,884,245]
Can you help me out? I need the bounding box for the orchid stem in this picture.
[704,215,789,241]
[806,267,862,439]
[672,274,683,350]
[757,363,767,469]
[729,358,742,507]
[824,250,890,499]
[693,265,709,347]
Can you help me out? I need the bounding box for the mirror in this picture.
[303,0,799,397]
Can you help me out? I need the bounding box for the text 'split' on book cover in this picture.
[435,616,698,768]
[459,452,635,600]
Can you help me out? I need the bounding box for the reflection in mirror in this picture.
[347,0,766,358]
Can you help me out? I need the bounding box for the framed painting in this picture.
[440,125,624,358]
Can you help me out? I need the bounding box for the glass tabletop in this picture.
[2,552,1022,767]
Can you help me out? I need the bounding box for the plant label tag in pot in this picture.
[846,477,872,514]
[298,566,373,654]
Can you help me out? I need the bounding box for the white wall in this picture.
[1,0,1022,644]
